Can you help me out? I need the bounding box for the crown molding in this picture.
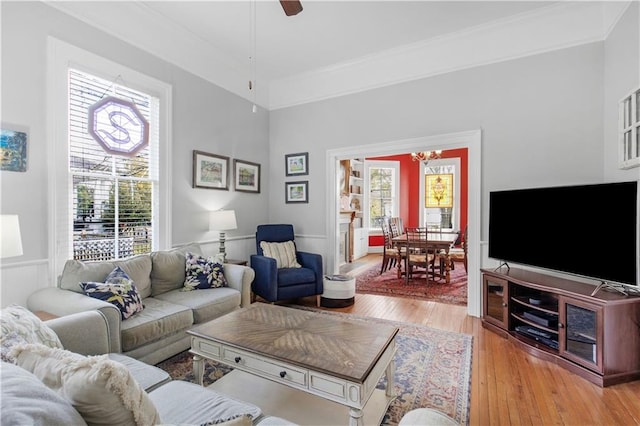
[45,1,270,109]
[269,2,629,110]
[602,1,633,39]
[44,1,631,112]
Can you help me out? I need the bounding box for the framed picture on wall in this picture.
[285,152,309,176]
[234,159,261,193]
[0,127,28,172]
[193,151,229,190]
[285,181,309,203]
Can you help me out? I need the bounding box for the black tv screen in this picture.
[489,181,639,286]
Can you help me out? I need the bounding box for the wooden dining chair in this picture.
[389,216,404,238]
[380,217,399,274]
[448,225,468,273]
[424,223,448,280]
[404,227,435,284]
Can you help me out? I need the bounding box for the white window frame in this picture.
[618,87,640,169]
[47,37,172,278]
[364,160,400,234]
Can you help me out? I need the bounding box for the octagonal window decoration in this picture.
[87,96,149,157]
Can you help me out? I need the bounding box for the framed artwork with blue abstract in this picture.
[0,128,27,172]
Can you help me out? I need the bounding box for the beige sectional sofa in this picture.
[1,307,294,425]
[27,243,254,365]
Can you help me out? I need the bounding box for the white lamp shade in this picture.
[210,210,237,231]
[1,215,23,258]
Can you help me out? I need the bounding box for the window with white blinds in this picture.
[68,69,159,261]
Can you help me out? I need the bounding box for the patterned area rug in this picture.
[356,262,468,306]
[156,308,473,425]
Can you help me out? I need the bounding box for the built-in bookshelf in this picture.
[339,159,367,261]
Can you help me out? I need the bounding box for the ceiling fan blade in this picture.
[280,0,303,16]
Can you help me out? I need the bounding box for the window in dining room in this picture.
[365,160,399,231]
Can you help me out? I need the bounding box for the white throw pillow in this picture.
[260,241,301,269]
[1,361,87,426]
[11,343,161,426]
[0,305,63,363]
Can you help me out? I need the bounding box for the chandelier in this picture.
[410,150,442,162]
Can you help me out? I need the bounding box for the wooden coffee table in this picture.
[188,303,398,426]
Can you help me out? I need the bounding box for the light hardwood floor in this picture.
[305,254,640,425]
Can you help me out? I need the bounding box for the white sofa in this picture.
[27,243,254,365]
[1,307,294,426]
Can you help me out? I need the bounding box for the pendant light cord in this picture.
[249,0,257,112]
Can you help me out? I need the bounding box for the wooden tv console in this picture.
[481,267,640,387]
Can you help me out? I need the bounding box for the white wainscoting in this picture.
[0,239,491,313]
[1,259,50,308]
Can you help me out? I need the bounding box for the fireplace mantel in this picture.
[340,210,356,263]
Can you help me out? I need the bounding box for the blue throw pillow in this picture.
[183,252,227,291]
[80,266,144,320]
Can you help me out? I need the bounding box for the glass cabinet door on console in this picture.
[558,297,603,373]
[483,275,509,329]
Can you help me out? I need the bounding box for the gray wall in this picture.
[0,2,269,306]
[1,1,270,253]
[270,42,606,242]
[1,2,637,307]
[604,1,640,182]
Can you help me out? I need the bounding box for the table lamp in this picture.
[209,210,237,261]
[1,215,23,258]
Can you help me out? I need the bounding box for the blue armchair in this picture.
[250,224,323,305]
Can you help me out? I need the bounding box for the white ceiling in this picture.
[49,1,630,109]
[144,1,556,80]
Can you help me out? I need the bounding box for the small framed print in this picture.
[285,152,309,176]
[0,128,27,172]
[286,181,309,203]
[234,159,261,193]
[193,150,229,190]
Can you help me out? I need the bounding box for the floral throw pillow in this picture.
[80,266,144,320]
[183,252,227,291]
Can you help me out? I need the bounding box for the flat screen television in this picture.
[489,181,639,287]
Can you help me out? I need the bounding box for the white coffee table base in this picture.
[209,369,395,426]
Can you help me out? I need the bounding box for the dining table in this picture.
[391,232,459,283]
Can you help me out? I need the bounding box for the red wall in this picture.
[367,148,468,247]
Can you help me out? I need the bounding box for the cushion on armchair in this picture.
[277,268,317,286]
[260,241,301,268]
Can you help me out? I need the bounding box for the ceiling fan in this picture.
[279,0,303,16]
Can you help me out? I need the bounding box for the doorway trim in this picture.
[325,129,482,317]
